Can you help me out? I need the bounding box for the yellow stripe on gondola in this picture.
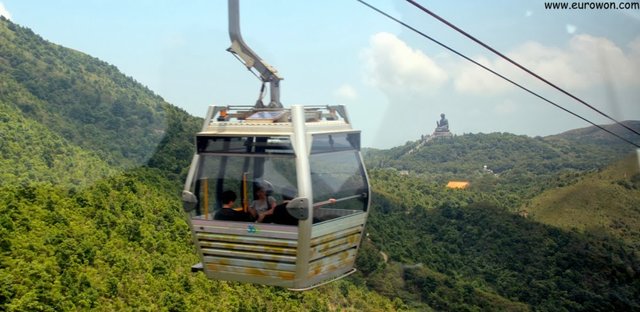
[203,179,209,219]
[242,172,249,213]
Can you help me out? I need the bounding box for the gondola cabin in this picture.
[181,105,370,290]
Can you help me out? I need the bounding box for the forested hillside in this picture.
[0,18,398,311]
[364,128,640,209]
[548,121,640,151]
[0,170,401,311]
[1,15,639,311]
[524,154,640,249]
[0,100,114,187]
[0,16,199,171]
[361,169,640,310]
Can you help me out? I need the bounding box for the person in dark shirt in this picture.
[214,190,253,222]
[263,188,337,225]
[263,192,298,225]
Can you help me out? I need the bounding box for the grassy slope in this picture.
[524,153,640,248]
[548,121,640,149]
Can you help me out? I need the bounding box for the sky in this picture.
[1,0,639,148]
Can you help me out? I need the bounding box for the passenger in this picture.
[214,190,253,222]
[263,187,337,225]
[249,186,277,223]
[262,191,298,225]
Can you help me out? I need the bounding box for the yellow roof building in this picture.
[446,181,470,189]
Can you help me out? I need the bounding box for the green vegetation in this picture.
[0,16,200,170]
[525,153,640,249]
[362,170,640,310]
[365,130,639,210]
[2,15,640,311]
[0,100,115,187]
[0,170,401,311]
[0,18,399,311]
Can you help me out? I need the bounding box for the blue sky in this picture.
[2,1,639,148]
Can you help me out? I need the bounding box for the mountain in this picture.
[0,16,199,174]
[0,99,116,188]
[0,18,396,311]
[524,153,640,249]
[548,120,640,149]
[359,125,640,309]
[2,15,640,311]
[364,126,640,210]
[364,169,640,310]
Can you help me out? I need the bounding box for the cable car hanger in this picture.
[227,0,283,109]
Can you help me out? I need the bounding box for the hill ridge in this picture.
[1,17,171,168]
[2,14,640,312]
[524,153,640,248]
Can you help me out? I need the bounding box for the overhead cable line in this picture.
[406,0,640,138]
[355,0,640,149]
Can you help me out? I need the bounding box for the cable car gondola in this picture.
[181,0,370,290]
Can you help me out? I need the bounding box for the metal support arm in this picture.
[228,0,283,108]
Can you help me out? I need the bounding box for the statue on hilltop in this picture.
[414,112,452,150]
[435,113,449,133]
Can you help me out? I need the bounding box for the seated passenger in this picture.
[262,192,298,225]
[249,186,277,223]
[214,190,253,222]
[262,187,337,225]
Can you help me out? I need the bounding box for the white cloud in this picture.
[566,24,577,34]
[334,84,358,101]
[0,2,11,20]
[494,99,517,115]
[454,34,640,94]
[361,32,448,96]
[629,37,640,59]
[453,56,512,94]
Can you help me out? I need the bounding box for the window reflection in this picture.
[310,133,368,223]
[188,134,368,224]
[191,140,298,224]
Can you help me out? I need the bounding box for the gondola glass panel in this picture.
[310,133,368,222]
[186,135,300,285]
[304,132,369,285]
